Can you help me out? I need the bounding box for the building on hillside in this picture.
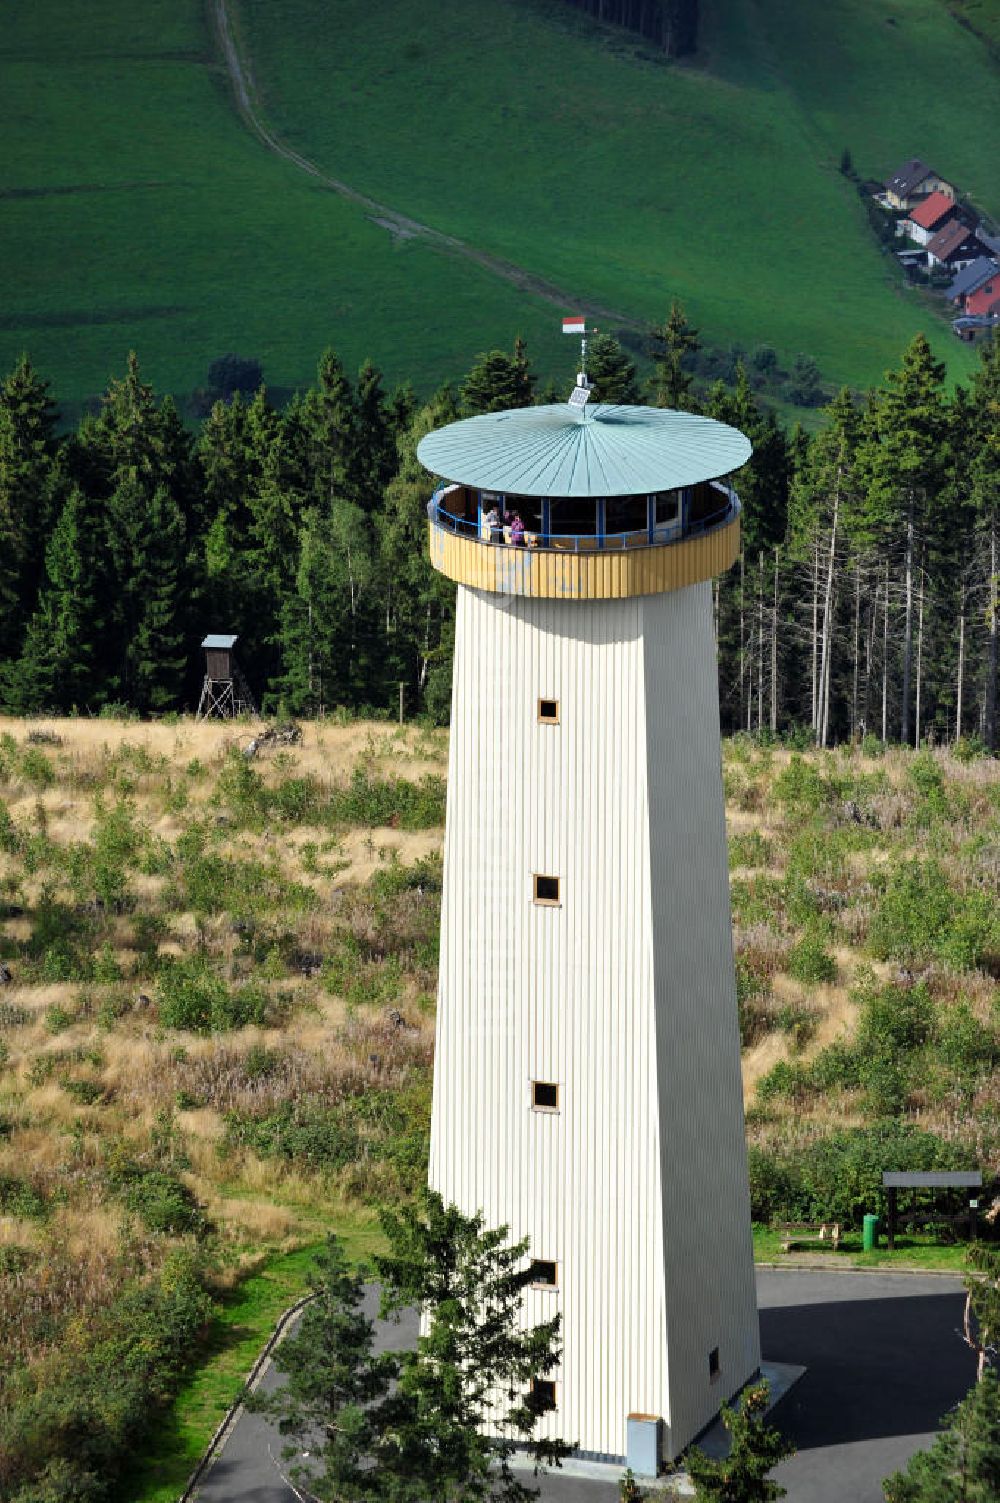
[953,312,1000,342]
[965,276,1000,318]
[901,190,964,245]
[884,158,956,211]
[976,230,1000,260]
[418,396,760,1473]
[927,218,986,271]
[947,257,1000,307]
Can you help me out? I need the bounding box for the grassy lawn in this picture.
[0,1,566,416]
[753,1223,971,1274]
[237,0,995,392]
[123,1211,386,1503]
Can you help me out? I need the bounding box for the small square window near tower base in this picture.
[538,698,559,723]
[531,1378,557,1412]
[709,1347,721,1381]
[532,1080,559,1112]
[529,1259,558,1287]
[533,874,560,905]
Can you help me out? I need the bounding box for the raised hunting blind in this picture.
[195,634,257,720]
[418,394,760,1472]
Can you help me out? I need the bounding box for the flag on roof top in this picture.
[562,316,586,334]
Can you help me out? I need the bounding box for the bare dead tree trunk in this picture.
[307,600,314,704]
[882,561,890,745]
[988,521,999,753]
[863,573,878,739]
[818,466,842,748]
[739,552,748,732]
[811,541,820,734]
[901,495,915,745]
[757,553,764,733]
[852,560,861,741]
[771,548,779,734]
[915,557,925,747]
[956,576,966,742]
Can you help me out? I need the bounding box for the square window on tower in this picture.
[531,1378,558,1412]
[538,698,560,724]
[529,1259,558,1287]
[533,874,560,905]
[532,1081,559,1112]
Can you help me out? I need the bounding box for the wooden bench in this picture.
[780,1222,841,1253]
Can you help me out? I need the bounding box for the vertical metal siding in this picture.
[429,582,758,1463]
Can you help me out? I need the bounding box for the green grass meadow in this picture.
[0,2,567,416]
[1,0,997,410]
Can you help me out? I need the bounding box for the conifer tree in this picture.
[302,349,357,507]
[686,1382,793,1502]
[461,340,536,414]
[254,1195,570,1503]
[354,359,395,515]
[884,1372,1000,1503]
[586,333,640,403]
[8,488,104,712]
[650,300,700,410]
[0,356,60,662]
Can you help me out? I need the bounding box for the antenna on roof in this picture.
[562,315,596,416]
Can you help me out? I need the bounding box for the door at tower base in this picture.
[430,580,760,1466]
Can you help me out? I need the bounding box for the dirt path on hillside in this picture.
[209,0,639,331]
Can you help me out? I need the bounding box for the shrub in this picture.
[19,748,55,789]
[773,755,828,815]
[117,1167,205,1236]
[786,932,837,985]
[729,830,773,869]
[0,1253,212,1500]
[906,752,949,824]
[870,861,998,972]
[0,1174,49,1219]
[747,1124,968,1227]
[755,1058,809,1104]
[157,957,269,1033]
[225,1101,362,1170]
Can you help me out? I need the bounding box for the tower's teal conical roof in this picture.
[417,403,751,498]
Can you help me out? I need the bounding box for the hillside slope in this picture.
[0,0,996,411]
[0,2,568,414]
[237,0,997,389]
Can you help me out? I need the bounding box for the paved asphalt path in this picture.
[193,1268,975,1503]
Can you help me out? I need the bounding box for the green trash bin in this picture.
[863,1213,879,1251]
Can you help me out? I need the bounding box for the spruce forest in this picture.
[1,318,998,750]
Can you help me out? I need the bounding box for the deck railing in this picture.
[427,491,739,553]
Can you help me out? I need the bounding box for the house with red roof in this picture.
[902,190,964,246]
[927,219,984,271]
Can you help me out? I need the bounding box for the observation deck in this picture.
[418,403,749,601]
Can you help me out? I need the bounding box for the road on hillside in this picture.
[191,1267,975,1503]
[207,0,637,330]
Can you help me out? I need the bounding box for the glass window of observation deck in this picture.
[604,495,649,535]
[548,498,598,536]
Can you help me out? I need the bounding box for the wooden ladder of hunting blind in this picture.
[195,634,258,720]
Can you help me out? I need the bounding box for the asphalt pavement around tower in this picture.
[190,1267,975,1503]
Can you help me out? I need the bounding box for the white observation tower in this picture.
[417,395,760,1472]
